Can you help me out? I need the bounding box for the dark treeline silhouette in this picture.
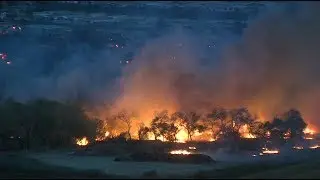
[0,98,97,150]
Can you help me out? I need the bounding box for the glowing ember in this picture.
[170,150,191,155]
[266,131,271,137]
[95,131,110,141]
[76,137,89,146]
[262,147,279,154]
[188,146,196,150]
[304,137,314,140]
[293,146,304,150]
[309,145,320,149]
[283,130,291,139]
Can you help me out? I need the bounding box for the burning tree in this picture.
[95,118,110,141]
[150,110,179,142]
[162,123,179,142]
[282,109,307,139]
[249,121,269,139]
[268,109,307,141]
[226,107,255,143]
[205,107,228,139]
[138,123,150,140]
[114,110,136,140]
[173,111,206,141]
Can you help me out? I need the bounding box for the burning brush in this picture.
[170,150,192,155]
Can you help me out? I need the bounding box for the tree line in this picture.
[113,107,308,143]
[0,98,97,150]
[0,97,308,150]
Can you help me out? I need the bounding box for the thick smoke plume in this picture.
[110,3,320,132]
[2,3,320,133]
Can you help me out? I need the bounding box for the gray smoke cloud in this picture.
[2,2,320,131]
[110,2,320,131]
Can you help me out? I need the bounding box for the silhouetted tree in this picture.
[249,121,269,138]
[138,124,150,140]
[173,111,206,141]
[0,98,97,149]
[227,107,254,139]
[230,107,255,131]
[150,110,169,140]
[160,122,179,142]
[115,110,136,140]
[206,107,228,139]
[282,109,307,139]
[150,110,179,142]
[268,117,287,147]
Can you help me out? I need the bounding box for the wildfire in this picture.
[76,137,89,146]
[309,145,320,149]
[266,131,271,137]
[105,131,110,137]
[175,129,188,143]
[95,131,110,141]
[239,124,256,139]
[188,146,197,150]
[304,127,316,135]
[170,150,191,155]
[293,146,304,150]
[283,130,291,139]
[262,147,279,154]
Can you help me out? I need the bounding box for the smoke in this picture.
[0,34,123,104]
[2,3,320,132]
[111,2,320,131]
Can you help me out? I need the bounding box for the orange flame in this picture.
[293,146,304,150]
[95,131,110,141]
[309,145,320,149]
[239,124,256,139]
[175,129,188,143]
[170,150,191,155]
[262,149,279,154]
[304,127,316,135]
[76,137,89,146]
